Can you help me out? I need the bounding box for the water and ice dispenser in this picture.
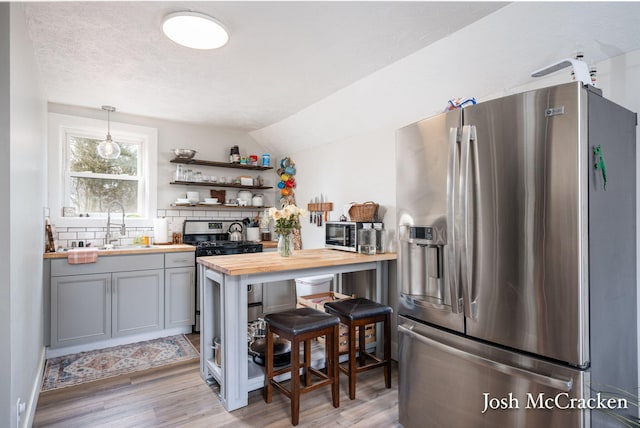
[398,223,453,317]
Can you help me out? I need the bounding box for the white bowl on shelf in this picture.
[187,191,200,203]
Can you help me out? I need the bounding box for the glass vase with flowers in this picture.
[268,204,306,257]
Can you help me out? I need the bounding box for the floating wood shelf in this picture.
[171,158,273,171]
[170,204,270,210]
[170,181,272,190]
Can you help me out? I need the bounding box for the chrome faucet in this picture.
[105,200,126,245]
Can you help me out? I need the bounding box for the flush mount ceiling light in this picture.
[162,11,229,50]
[97,105,121,160]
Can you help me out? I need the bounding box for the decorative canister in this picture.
[252,194,264,207]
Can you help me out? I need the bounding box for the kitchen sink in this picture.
[99,245,159,250]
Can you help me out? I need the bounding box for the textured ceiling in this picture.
[24,1,506,131]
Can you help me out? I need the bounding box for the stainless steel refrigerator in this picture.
[396,82,637,427]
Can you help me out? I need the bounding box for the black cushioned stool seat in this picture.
[264,307,340,426]
[324,297,392,400]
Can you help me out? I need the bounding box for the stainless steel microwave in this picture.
[325,221,384,252]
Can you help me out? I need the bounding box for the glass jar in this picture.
[175,164,184,181]
[373,222,384,253]
[358,223,376,255]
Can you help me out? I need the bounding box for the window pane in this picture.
[70,177,139,214]
[68,136,139,176]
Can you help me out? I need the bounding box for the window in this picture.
[48,113,157,227]
[66,132,142,216]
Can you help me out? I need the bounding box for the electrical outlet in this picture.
[16,398,25,428]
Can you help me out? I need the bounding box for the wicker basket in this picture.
[348,201,379,222]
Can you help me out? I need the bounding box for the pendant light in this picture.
[97,105,120,160]
[162,12,229,50]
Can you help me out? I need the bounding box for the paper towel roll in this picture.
[153,218,169,244]
[246,227,260,242]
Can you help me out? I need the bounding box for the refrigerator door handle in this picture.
[460,125,477,319]
[398,324,574,392]
[446,127,461,313]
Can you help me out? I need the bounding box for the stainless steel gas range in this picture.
[182,220,263,331]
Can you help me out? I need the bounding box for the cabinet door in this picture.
[112,269,164,337]
[263,280,296,314]
[165,266,195,328]
[51,273,111,348]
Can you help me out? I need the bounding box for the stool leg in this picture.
[384,313,391,389]
[358,323,366,367]
[304,339,311,387]
[330,324,339,408]
[264,326,273,403]
[348,321,357,400]
[291,336,300,426]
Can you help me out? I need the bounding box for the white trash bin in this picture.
[295,274,334,298]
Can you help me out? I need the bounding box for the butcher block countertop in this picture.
[197,248,397,276]
[43,244,195,259]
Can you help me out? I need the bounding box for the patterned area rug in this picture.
[41,334,199,391]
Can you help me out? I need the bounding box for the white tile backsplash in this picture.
[50,208,268,249]
[77,232,95,240]
[58,232,77,240]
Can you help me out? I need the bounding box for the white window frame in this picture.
[48,113,157,228]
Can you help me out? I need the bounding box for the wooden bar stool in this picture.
[324,297,392,400]
[263,307,340,426]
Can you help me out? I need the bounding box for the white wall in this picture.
[0,5,11,426]
[294,127,398,251]
[6,3,47,428]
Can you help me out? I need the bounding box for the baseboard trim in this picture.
[24,346,45,428]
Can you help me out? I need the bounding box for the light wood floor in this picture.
[34,334,400,427]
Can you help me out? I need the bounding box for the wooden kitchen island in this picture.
[197,248,396,412]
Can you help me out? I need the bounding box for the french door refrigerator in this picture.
[396,82,637,428]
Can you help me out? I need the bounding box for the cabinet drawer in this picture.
[52,253,164,277]
[165,251,195,268]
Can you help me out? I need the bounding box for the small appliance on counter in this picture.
[325,221,384,253]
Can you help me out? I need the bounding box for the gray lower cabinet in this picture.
[165,266,195,328]
[49,253,169,348]
[112,269,164,337]
[164,252,195,328]
[51,273,112,347]
[48,251,196,348]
